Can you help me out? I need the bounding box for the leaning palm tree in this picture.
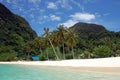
[44,27,59,60]
[51,30,62,59]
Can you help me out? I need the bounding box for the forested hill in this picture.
[0,3,37,60]
[71,22,106,34]
[70,22,120,39]
[0,3,37,41]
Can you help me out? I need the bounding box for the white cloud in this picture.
[61,0,72,9]
[103,13,110,16]
[63,20,78,28]
[30,14,34,18]
[70,0,84,11]
[83,0,97,4]
[6,0,11,3]
[29,0,41,4]
[70,12,95,21]
[47,2,57,9]
[50,15,61,21]
[95,12,101,18]
[57,0,72,10]
[63,12,96,28]
[43,15,48,19]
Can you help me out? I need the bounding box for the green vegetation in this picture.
[24,24,120,60]
[0,3,120,61]
[93,45,113,58]
[0,3,37,61]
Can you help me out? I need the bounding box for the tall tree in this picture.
[24,46,31,60]
[51,30,62,59]
[57,25,66,59]
[65,30,77,59]
[33,37,43,54]
[44,27,59,60]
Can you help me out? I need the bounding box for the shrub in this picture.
[38,53,47,61]
[93,45,113,58]
[0,52,17,61]
[117,50,120,56]
[65,53,73,59]
[83,50,91,59]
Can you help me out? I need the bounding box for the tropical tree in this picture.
[65,29,77,59]
[51,30,63,59]
[24,46,31,60]
[24,41,36,60]
[44,27,59,60]
[57,25,66,59]
[33,37,44,54]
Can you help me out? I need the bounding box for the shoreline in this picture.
[0,57,120,67]
[0,57,120,75]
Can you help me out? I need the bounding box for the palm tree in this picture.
[65,29,77,59]
[25,41,37,60]
[25,45,31,60]
[51,30,62,59]
[57,25,66,59]
[33,37,43,54]
[44,27,59,60]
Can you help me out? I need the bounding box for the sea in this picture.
[0,64,120,80]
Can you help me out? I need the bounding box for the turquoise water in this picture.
[0,64,120,80]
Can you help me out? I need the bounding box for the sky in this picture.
[0,0,120,35]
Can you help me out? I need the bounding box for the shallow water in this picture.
[0,64,120,80]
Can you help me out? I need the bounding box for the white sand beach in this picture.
[1,57,120,74]
[0,57,120,67]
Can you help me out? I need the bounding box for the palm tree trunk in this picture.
[40,47,43,54]
[71,46,75,59]
[62,43,65,59]
[27,53,30,61]
[46,48,49,60]
[48,38,60,60]
[56,46,61,60]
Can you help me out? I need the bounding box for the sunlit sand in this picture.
[1,57,120,74]
[0,57,120,67]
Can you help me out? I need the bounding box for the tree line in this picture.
[0,25,120,61]
[24,25,120,61]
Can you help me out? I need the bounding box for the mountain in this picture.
[69,22,120,51]
[0,3,37,60]
[70,22,107,36]
[70,22,120,38]
[0,3,37,41]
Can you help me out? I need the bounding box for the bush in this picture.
[65,53,73,59]
[0,46,18,61]
[38,53,47,61]
[0,52,17,61]
[117,50,120,56]
[83,50,92,59]
[93,45,113,58]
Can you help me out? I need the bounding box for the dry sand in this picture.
[1,57,120,67]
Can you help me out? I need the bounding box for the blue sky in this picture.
[0,0,120,35]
